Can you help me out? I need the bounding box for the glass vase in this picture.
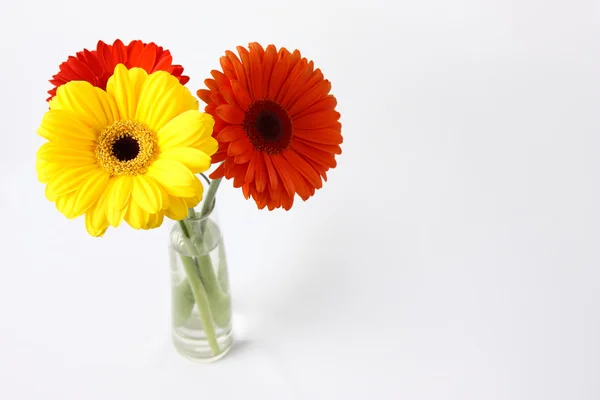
[168,197,232,362]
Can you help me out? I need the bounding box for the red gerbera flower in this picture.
[198,43,342,210]
[47,39,190,101]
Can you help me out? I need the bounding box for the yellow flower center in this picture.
[95,120,159,176]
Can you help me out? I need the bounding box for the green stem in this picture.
[179,253,220,355]
[177,220,220,355]
[199,178,222,232]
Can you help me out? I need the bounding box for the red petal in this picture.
[137,42,157,71]
[126,40,143,65]
[111,39,128,64]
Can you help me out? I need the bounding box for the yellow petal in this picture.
[105,176,133,227]
[135,71,198,132]
[46,164,98,199]
[193,136,219,158]
[157,110,214,152]
[38,109,98,144]
[37,142,97,166]
[159,147,212,174]
[144,212,165,230]
[37,159,63,183]
[146,158,195,197]
[50,82,118,132]
[71,169,110,217]
[164,196,188,220]
[132,175,162,214]
[85,199,109,237]
[106,65,148,120]
[55,192,78,219]
[125,199,148,230]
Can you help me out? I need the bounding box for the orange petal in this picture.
[227,137,251,156]
[268,55,290,100]
[294,127,343,145]
[242,182,251,199]
[289,80,331,117]
[236,46,253,97]
[210,69,230,88]
[226,51,248,91]
[294,95,337,119]
[270,155,296,197]
[249,48,264,100]
[277,59,308,105]
[283,149,323,189]
[217,125,246,142]
[231,80,252,111]
[254,155,268,192]
[197,89,212,104]
[204,78,219,92]
[263,153,279,190]
[261,45,278,93]
[294,111,340,130]
[296,138,342,155]
[248,42,265,60]
[219,85,239,109]
[281,61,314,108]
[235,151,252,164]
[220,56,237,80]
[209,163,226,179]
[216,104,245,124]
[245,151,258,183]
[292,141,337,169]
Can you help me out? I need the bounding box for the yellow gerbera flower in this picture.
[36,64,217,237]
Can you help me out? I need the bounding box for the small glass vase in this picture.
[168,197,232,362]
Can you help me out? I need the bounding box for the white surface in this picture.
[1,1,599,399]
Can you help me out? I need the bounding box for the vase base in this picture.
[171,328,233,363]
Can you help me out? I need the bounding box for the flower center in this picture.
[243,100,292,154]
[112,136,140,161]
[95,120,159,176]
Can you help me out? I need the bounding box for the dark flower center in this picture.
[256,110,282,141]
[243,100,292,154]
[112,136,140,161]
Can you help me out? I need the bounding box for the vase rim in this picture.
[185,198,216,222]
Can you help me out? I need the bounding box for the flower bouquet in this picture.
[36,39,342,362]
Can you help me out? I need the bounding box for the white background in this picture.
[1,0,599,399]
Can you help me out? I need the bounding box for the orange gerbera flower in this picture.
[47,39,189,101]
[198,43,342,210]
